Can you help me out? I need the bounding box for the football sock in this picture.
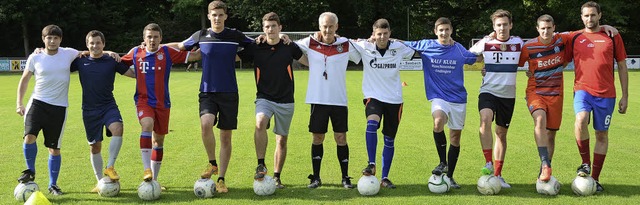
[433,131,447,163]
[48,154,61,187]
[90,153,103,181]
[337,145,349,178]
[311,144,323,178]
[365,120,379,164]
[217,177,225,182]
[482,149,493,163]
[151,146,163,180]
[448,145,460,179]
[140,131,152,170]
[274,172,281,178]
[23,143,37,173]
[592,153,606,181]
[537,146,550,167]
[381,136,395,179]
[258,159,265,166]
[107,136,122,168]
[494,160,504,176]
[209,160,218,166]
[576,139,591,164]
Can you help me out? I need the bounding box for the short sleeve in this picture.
[237,43,256,62]
[348,41,362,64]
[399,42,416,59]
[167,46,189,64]
[235,30,254,48]
[70,58,80,72]
[290,43,303,60]
[613,34,627,62]
[295,38,310,54]
[469,37,487,55]
[26,54,36,72]
[115,61,129,75]
[518,45,529,67]
[182,31,201,51]
[120,48,136,66]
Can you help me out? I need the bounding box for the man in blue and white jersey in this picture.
[469,9,523,188]
[403,17,477,189]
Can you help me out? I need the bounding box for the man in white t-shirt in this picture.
[16,25,80,196]
[469,9,523,188]
[296,12,361,189]
[352,18,415,189]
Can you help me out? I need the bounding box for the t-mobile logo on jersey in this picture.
[493,52,503,63]
[139,61,162,73]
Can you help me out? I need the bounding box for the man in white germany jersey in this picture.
[469,9,523,188]
[296,12,361,189]
[353,18,415,189]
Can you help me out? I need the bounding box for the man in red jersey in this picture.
[121,23,200,187]
[569,1,628,193]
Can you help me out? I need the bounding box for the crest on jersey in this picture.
[391,49,397,56]
[554,46,560,53]
[510,45,517,51]
[371,50,377,55]
[157,52,164,60]
[336,45,344,53]
[500,44,507,51]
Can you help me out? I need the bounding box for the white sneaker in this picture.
[496,176,511,188]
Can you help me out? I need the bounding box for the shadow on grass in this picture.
[48,183,640,203]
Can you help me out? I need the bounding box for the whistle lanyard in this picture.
[323,45,332,80]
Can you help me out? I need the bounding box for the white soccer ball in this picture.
[357,175,380,196]
[477,175,502,195]
[138,180,162,200]
[98,177,121,197]
[14,182,39,202]
[571,176,597,196]
[428,174,451,194]
[253,175,276,196]
[536,176,561,196]
[194,178,216,198]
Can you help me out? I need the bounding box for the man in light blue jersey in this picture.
[403,17,477,189]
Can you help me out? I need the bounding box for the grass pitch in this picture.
[1,69,639,204]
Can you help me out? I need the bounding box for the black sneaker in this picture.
[18,169,35,183]
[449,177,461,189]
[432,162,448,176]
[48,184,63,196]
[577,163,591,177]
[595,180,604,193]
[342,176,354,189]
[307,174,321,188]
[381,178,396,189]
[254,164,267,180]
[274,177,285,189]
[362,164,376,176]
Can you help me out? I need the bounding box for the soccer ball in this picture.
[253,175,276,196]
[536,176,561,196]
[571,176,597,196]
[357,175,380,196]
[138,180,161,200]
[97,177,121,197]
[193,178,216,198]
[14,182,39,202]
[477,175,501,195]
[428,174,451,194]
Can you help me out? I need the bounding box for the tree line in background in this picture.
[1,0,637,57]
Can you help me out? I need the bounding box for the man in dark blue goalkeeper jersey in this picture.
[165,0,252,193]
